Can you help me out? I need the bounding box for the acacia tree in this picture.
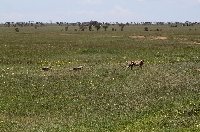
[95,24,101,31]
[89,25,92,31]
[79,25,87,31]
[102,25,108,31]
[119,23,125,31]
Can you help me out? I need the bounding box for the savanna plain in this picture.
[0,25,200,131]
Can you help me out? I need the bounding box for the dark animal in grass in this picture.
[71,66,83,71]
[127,61,135,70]
[42,66,51,71]
[127,60,144,70]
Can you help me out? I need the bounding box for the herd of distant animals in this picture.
[41,60,144,71]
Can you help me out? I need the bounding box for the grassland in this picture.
[0,25,200,131]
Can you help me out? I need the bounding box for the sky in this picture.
[0,0,200,23]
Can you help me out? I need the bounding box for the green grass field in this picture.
[0,25,200,131]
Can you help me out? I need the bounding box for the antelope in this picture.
[133,60,144,68]
[127,61,135,70]
[42,66,51,71]
[72,66,83,71]
[127,60,144,70]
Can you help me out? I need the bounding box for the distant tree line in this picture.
[2,20,200,33]
[2,21,200,28]
[3,21,45,27]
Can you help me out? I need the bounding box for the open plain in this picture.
[0,24,200,131]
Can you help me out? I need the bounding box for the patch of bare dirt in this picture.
[129,35,146,39]
[112,36,123,38]
[196,69,200,72]
[174,37,200,45]
[129,35,168,40]
[60,34,73,36]
[193,42,200,45]
[153,36,168,40]
[179,40,200,45]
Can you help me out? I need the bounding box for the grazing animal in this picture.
[133,60,144,68]
[127,60,144,70]
[42,66,51,71]
[73,66,83,71]
[127,61,135,70]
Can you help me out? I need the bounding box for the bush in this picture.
[144,27,149,31]
[15,28,19,32]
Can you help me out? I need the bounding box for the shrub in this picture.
[15,28,19,32]
[144,27,149,31]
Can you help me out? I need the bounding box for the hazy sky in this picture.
[0,0,200,23]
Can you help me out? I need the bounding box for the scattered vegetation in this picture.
[15,27,19,32]
[144,27,149,31]
[0,24,200,131]
[65,26,68,31]
[95,24,101,31]
[102,25,109,31]
[119,23,125,31]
